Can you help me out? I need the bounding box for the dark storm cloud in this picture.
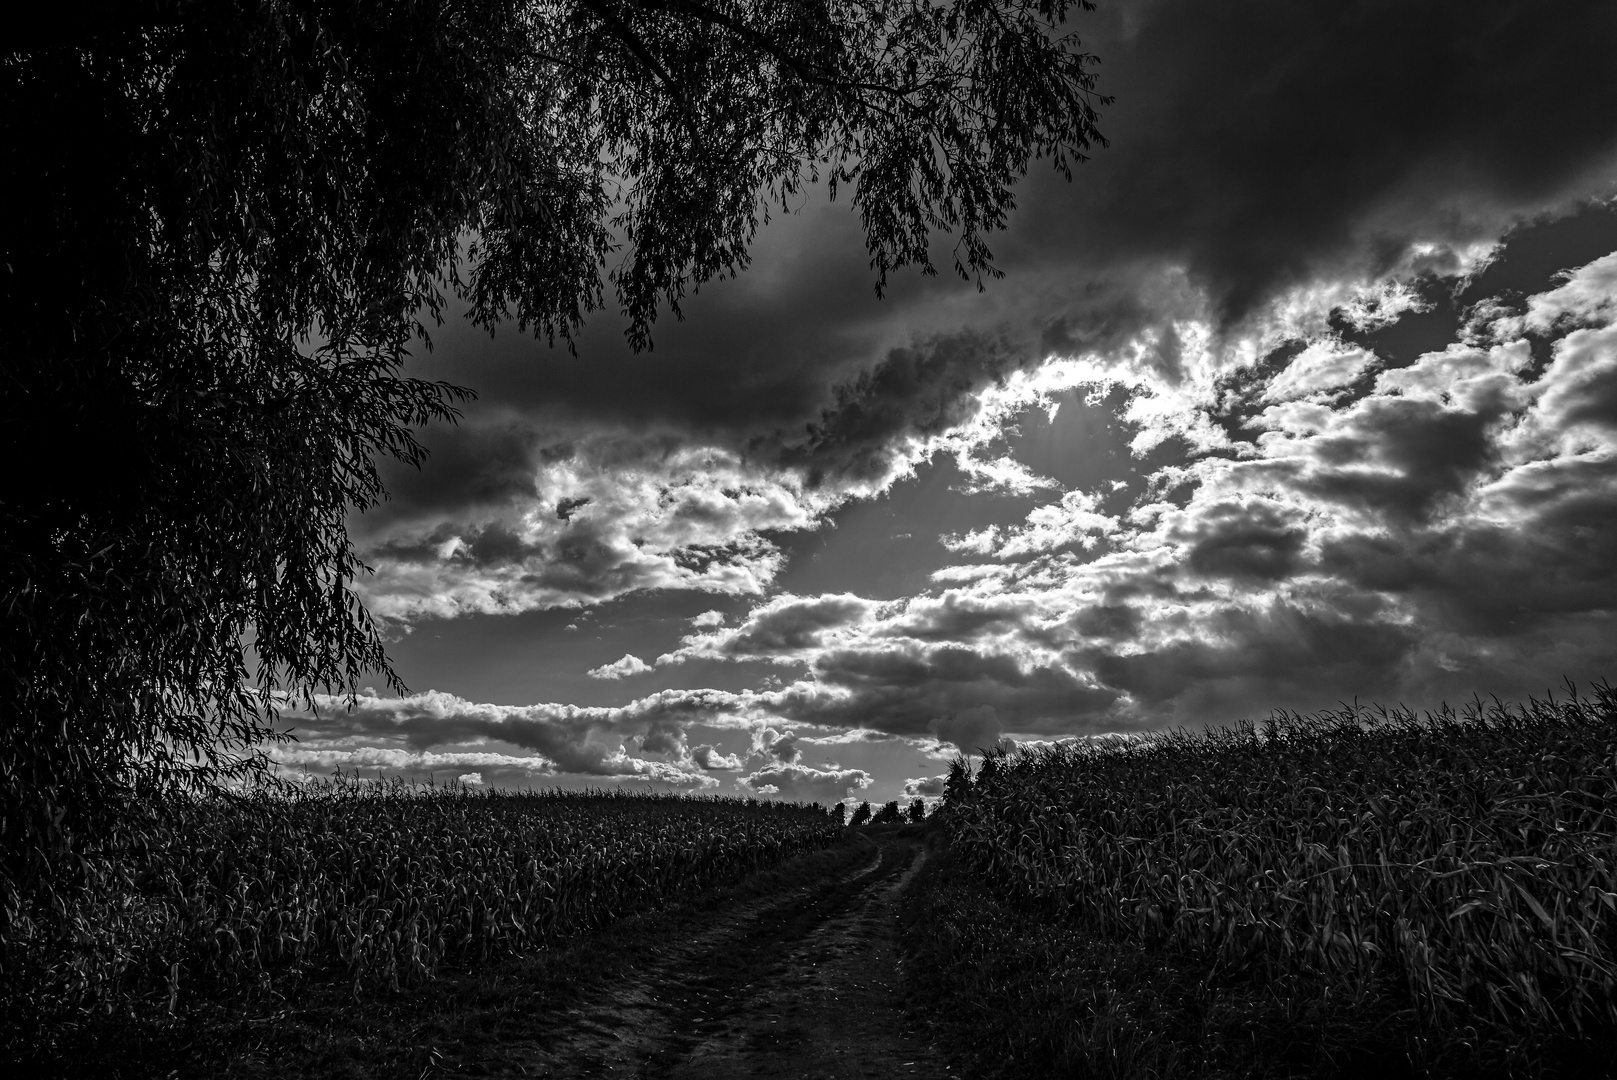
[1179,500,1307,583]
[677,2,1611,404]
[360,419,546,525]
[1297,396,1504,524]
[353,1,1617,625]
[1073,600,1418,713]
[928,705,1009,757]
[668,246,1617,741]
[501,0,1617,436]
[1070,603,1142,642]
[777,643,1121,738]
[1018,0,1617,324]
[357,326,1058,619]
[1319,481,1617,638]
[424,2,1617,436]
[300,4,1617,800]
[275,235,1617,790]
[757,330,1033,489]
[1331,538,1613,639]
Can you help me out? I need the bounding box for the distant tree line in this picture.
[842,798,930,825]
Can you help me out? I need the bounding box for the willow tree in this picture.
[0,0,1106,916]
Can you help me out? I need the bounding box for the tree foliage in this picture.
[871,799,903,824]
[0,0,1106,925]
[849,801,874,827]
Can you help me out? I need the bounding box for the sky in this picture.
[278,0,1617,808]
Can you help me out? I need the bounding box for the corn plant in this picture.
[3,780,840,1023]
[943,683,1617,1041]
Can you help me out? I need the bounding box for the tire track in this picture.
[521,831,954,1079]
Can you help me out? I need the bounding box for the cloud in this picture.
[355,333,1091,625]
[271,746,555,776]
[1260,342,1377,403]
[356,4,1617,635]
[904,775,949,798]
[321,6,1617,786]
[758,330,1062,496]
[588,653,653,680]
[1522,252,1617,334]
[691,744,744,771]
[737,762,873,802]
[663,593,880,665]
[270,746,723,789]
[1531,324,1617,444]
[928,706,1005,757]
[749,726,802,765]
[276,688,765,788]
[602,243,1617,738]
[1178,500,1307,583]
[759,639,1123,741]
[1021,1,1617,326]
[943,489,1120,561]
[873,592,1026,643]
[357,436,822,621]
[1035,246,1617,720]
[384,0,1617,485]
[280,234,1617,765]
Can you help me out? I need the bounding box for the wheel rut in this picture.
[521,832,955,1079]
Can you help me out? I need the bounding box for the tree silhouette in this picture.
[872,799,903,824]
[1,0,1106,920]
[849,801,873,827]
[907,797,928,823]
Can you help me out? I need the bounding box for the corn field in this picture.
[943,684,1617,1040]
[3,780,840,1023]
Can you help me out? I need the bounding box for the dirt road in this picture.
[520,829,957,1079]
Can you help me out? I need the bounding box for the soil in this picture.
[518,829,958,1079]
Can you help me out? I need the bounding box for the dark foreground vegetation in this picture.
[902,684,1617,1078]
[9,685,1615,1078]
[9,832,883,1080]
[2,783,840,1072]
